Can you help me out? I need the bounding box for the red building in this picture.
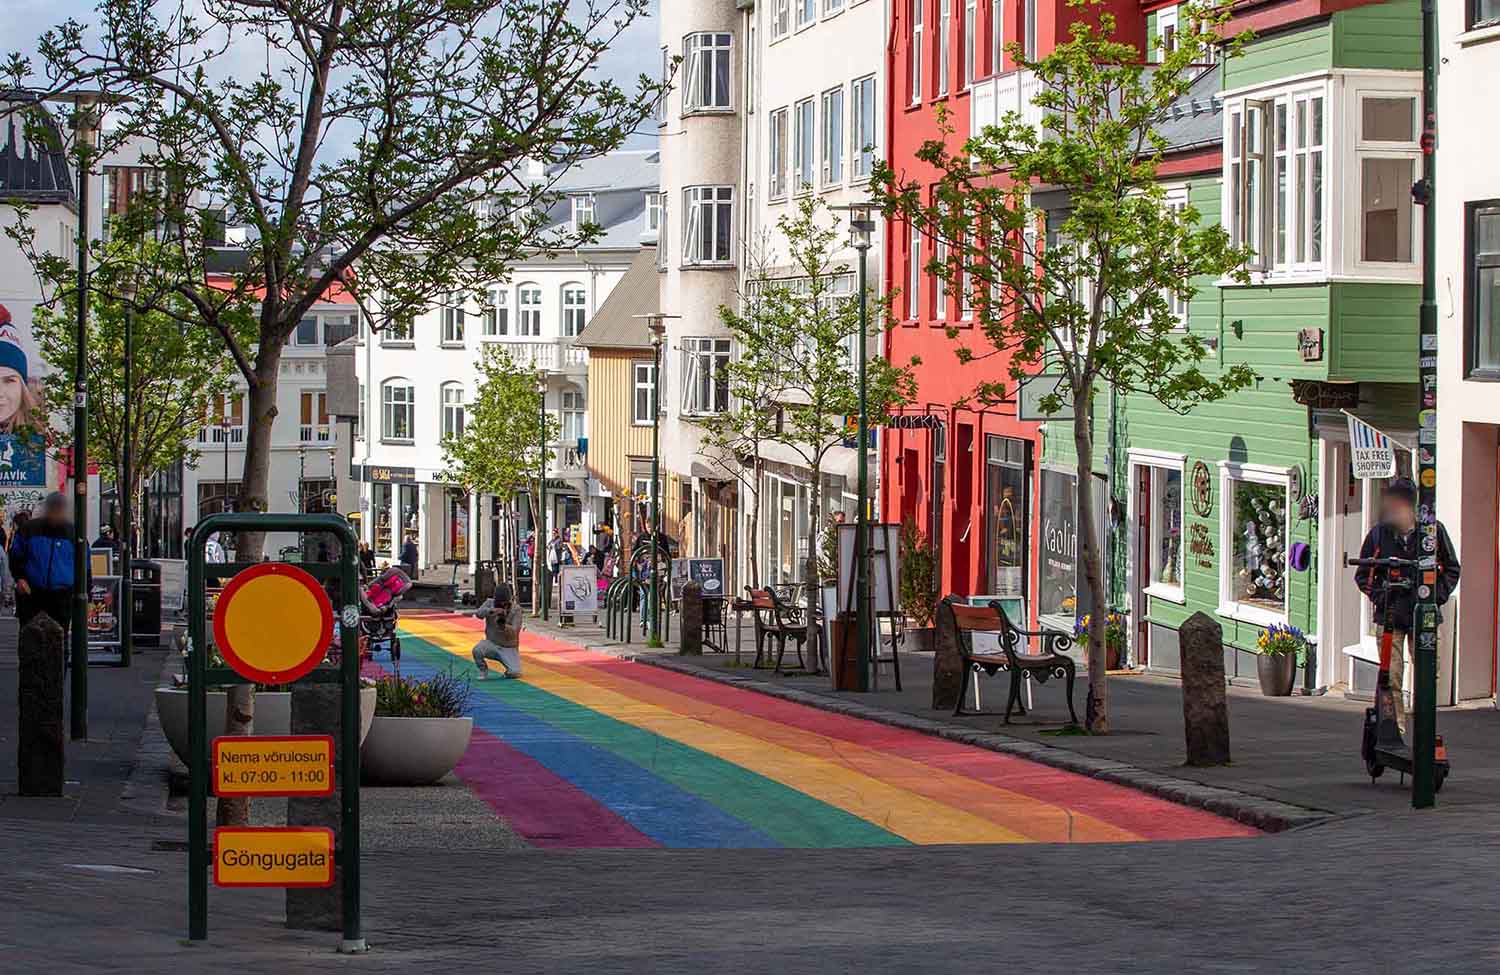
[881,1,1146,612]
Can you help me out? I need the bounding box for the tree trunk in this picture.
[746,458,763,588]
[217,347,281,827]
[529,488,542,614]
[1073,397,1109,734]
[805,471,822,674]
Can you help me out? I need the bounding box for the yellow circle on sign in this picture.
[213,563,333,683]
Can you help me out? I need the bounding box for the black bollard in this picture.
[1180,611,1232,767]
[679,581,703,656]
[18,612,66,795]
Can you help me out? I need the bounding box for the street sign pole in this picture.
[1412,0,1439,809]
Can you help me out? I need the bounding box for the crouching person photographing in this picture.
[472,582,523,679]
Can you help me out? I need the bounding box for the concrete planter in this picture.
[155,686,377,765]
[360,715,474,786]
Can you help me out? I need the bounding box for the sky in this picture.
[8,0,662,148]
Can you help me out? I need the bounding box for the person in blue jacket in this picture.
[10,492,75,632]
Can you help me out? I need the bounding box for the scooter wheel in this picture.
[1366,759,1384,781]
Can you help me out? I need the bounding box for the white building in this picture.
[658,0,886,589]
[351,151,659,575]
[1435,1,1500,705]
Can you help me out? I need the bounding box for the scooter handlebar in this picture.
[1344,554,1421,570]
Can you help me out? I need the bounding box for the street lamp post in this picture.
[298,445,307,513]
[536,373,549,620]
[835,202,876,692]
[119,277,134,668]
[634,313,678,647]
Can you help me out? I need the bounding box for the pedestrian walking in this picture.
[1353,477,1460,734]
[10,492,75,633]
[400,534,419,579]
[358,540,377,579]
[472,582,523,679]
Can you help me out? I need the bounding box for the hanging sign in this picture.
[1344,411,1398,479]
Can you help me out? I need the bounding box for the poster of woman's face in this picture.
[0,303,51,490]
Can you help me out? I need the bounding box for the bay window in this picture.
[683,32,733,113]
[682,186,734,266]
[1357,93,1418,266]
[681,337,731,415]
[1228,87,1324,273]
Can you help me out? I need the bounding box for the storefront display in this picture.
[1038,469,1079,629]
[1228,479,1287,613]
[984,436,1028,600]
[373,483,394,557]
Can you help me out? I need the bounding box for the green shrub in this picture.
[374,670,472,718]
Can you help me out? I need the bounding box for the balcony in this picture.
[199,425,245,445]
[970,68,1053,144]
[502,339,589,375]
[547,440,587,478]
[299,423,332,444]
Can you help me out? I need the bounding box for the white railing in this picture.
[548,442,586,474]
[562,343,588,368]
[299,423,331,443]
[199,425,246,445]
[971,68,1052,143]
[507,341,559,371]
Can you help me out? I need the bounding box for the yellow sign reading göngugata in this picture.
[212,735,334,797]
[214,828,335,888]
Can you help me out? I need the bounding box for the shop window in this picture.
[1467,201,1500,378]
[1144,464,1184,595]
[1220,467,1289,622]
[1038,468,1079,630]
[985,435,1027,599]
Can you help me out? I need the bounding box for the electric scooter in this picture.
[1344,553,1450,792]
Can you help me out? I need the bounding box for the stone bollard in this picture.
[930,599,964,711]
[1180,611,1231,767]
[18,612,66,796]
[679,582,703,656]
[286,683,344,931]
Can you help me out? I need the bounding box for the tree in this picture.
[872,1,1253,731]
[7,0,662,824]
[30,235,244,551]
[717,197,915,667]
[438,344,553,596]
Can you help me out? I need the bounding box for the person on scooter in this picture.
[1353,478,1459,733]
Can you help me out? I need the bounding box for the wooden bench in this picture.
[942,598,1078,724]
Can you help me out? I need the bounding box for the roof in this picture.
[546,150,658,194]
[1155,65,1224,155]
[0,91,76,206]
[574,247,659,350]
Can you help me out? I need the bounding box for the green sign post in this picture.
[185,512,363,948]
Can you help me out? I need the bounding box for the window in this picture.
[683,33,732,112]
[796,0,816,29]
[773,0,791,39]
[656,46,669,124]
[990,0,1003,75]
[1357,94,1418,265]
[851,75,877,180]
[681,337,731,415]
[658,198,669,269]
[1164,188,1190,327]
[1228,100,1267,267]
[299,391,330,443]
[570,194,595,231]
[821,88,844,186]
[1468,202,1500,377]
[933,206,949,320]
[1220,466,1289,621]
[383,314,413,344]
[1295,94,1325,265]
[561,390,585,442]
[561,283,588,337]
[441,383,465,439]
[1022,0,1037,60]
[1229,90,1325,273]
[769,107,789,200]
[382,380,415,443]
[200,393,245,443]
[295,316,319,346]
[938,0,951,97]
[910,0,924,105]
[793,97,815,193]
[1156,3,1179,61]
[908,221,921,319]
[1474,0,1500,29]
[355,382,365,440]
[632,361,657,425]
[963,0,976,88]
[683,186,734,265]
[985,435,1027,598]
[1134,458,1184,598]
[518,284,542,336]
[645,192,663,234]
[442,293,465,344]
[747,24,756,114]
[825,0,844,13]
[482,288,508,337]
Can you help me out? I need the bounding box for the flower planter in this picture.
[155,686,377,766]
[1256,652,1298,697]
[1106,641,1125,671]
[360,715,474,786]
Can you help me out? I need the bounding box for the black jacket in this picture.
[1354,521,1460,632]
[400,541,418,567]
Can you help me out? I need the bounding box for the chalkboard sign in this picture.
[670,558,725,599]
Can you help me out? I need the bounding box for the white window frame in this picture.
[561,283,588,337]
[570,193,595,232]
[933,206,949,320]
[821,87,844,186]
[769,107,789,200]
[682,185,735,266]
[796,0,816,30]
[382,380,415,444]
[773,0,791,40]
[824,0,845,14]
[908,220,921,320]
[440,382,465,440]
[294,316,321,346]
[1351,86,1421,273]
[1163,185,1190,329]
[990,0,1004,75]
[683,32,734,113]
[851,74,878,181]
[632,360,657,426]
[482,287,508,337]
[441,293,466,346]
[681,336,732,416]
[381,315,414,345]
[1022,0,1038,60]
[910,0,924,106]
[645,192,663,234]
[561,390,586,443]
[1156,3,1179,62]
[963,0,977,88]
[938,0,951,97]
[793,97,815,194]
[1217,461,1292,627]
[1127,450,1187,605]
[517,283,542,337]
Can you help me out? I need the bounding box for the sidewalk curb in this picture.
[563,632,1333,834]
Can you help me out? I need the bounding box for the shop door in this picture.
[1133,466,1152,666]
[1332,446,1366,682]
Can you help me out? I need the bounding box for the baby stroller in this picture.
[359,566,413,665]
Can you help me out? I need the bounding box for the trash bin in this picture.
[475,560,497,602]
[131,560,163,648]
